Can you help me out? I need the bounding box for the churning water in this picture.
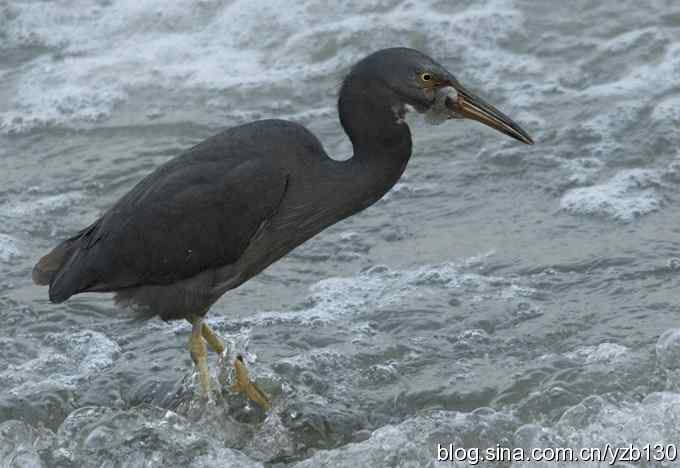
[2,0,680,466]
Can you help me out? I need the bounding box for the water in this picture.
[2,0,680,466]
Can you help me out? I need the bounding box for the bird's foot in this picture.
[230,354,271,411]
[188,317,270,410]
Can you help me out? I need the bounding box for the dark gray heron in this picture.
[33,48,533,409]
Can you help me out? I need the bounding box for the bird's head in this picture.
[345,47,534,145]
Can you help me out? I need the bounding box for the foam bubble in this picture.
[652,95,680,124]
[564,343,629,364]
[0,0,530,133]
[51,405,263,467]
[0,192,84,218]
[556,392,680,452]
[244,261,538,328]
[0,330,120,395]
[656,329,680,371]
[560,169,663,222]
[380,181,439,202]
[0,233,22,262]
[556,157,604,188]
[582,40,680,98]
[294,408,517,468]
[0,420,54,468]
[512,391,680,467]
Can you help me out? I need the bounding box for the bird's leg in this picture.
[188,318,270,409]
[201,323,225,354]
[201,322,230,387]
[188,316,211,397]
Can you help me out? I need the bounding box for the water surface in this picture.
[2,0,680,466]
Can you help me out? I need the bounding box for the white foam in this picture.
[555,157,604,187]
[234,259,539,334]
[381,181,439,202]
[0,0,530,133]
[0,420,53,468]
[294,408,517,467]
[564,343,629,365]
[51,405,263,467]
[0,330,120,396]
[191,449,264,468]
[555,393,680,457]
[560,169,663,222]
[514,392,680,467]
[582,38,680,98]
[0,192,84,218]
[0,233,22,262]
[656,328,680,371]
[652,94,680,123]
[243,413,295,462]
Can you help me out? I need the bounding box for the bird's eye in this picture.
[420,72,433,82]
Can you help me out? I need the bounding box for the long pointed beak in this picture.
[445,84,534,145]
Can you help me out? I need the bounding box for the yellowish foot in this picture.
[231,354,271,411]
[187,318,270,409]
[188,316,211,397]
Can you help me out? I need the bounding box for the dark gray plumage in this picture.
[33,47,533,403]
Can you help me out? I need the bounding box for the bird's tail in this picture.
[32,238,82,303]
[32,241,72,286]
[33,221,101,303]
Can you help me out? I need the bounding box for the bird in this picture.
[32,47,533,409]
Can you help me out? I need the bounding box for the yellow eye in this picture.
[420,72,433,82]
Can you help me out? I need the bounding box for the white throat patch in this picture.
[393,86,458,126]
[424,86,458,126]
[393,103,416,125]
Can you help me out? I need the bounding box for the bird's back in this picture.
[34,119,327,307]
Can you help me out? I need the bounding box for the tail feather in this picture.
[33,239,83,303]
[47,249,86,303]
[33,221,104,303]
[32,247,67,286]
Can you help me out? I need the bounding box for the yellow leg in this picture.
[201,323,225,354]
[188,316,210,397]
[201,322,229,388]
[187,318,271,410]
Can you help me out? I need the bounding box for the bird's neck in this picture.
[337,78,413,207]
